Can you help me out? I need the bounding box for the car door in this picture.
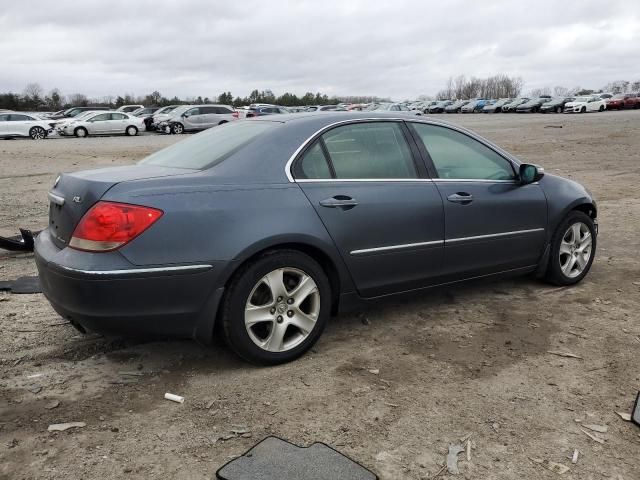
[109,112,128,133]
[86,113,111,134]
[0,114,10,136]
[293,120,445,297]
[183,107,202,130]
[408,121,547,280]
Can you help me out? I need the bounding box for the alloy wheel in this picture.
[30,127,45,140]
[559,222,592,278]
[244,267,320,353]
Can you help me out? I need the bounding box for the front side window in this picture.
[0,114,9,122]
[9,114,33,121]
[184,108,199,116]
[89,113,111,122]
[321,122,417,179]
[411,123,515,180]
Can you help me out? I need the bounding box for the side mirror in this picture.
[519,163,544,184]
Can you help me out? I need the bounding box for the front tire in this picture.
[580,106,586,113]
[556,106,562,113]
[221,250,331,365]
[74,127,88,138]
[598,105,604,112]
[544,211,596,286]
[126,126,138,136]
[29,126,46,140]
[171,122,184,134]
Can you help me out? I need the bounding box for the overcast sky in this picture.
[1,0,638,100]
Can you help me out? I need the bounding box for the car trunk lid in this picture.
[47,165,194,249]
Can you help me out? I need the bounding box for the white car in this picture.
[0,112,53,140]
[53,110,107,130]
[59,111,145,137]
[563,96,607,113]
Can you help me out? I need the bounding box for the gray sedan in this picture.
[36,113,597,364]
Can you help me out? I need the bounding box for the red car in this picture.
[606,93,640,110]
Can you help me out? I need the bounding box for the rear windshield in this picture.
[139,121,276,169]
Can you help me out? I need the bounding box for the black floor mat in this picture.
[0,276,42,294]
[216,436,377,480]
[0,229,38,252]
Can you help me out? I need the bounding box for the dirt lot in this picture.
[1,112,639,479]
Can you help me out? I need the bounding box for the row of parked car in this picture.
[1,92,639,140]
[415,93,635,114]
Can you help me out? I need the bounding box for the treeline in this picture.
[433,74,640,100]
[0,83,389,111]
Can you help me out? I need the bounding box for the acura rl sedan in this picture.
[36,113,598,364]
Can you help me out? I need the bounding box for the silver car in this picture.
[59,111,145,137]
[157,104,237,134]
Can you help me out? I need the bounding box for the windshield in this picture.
[612,94,625,99]
[156,106,177,114]
[140,121,277,169]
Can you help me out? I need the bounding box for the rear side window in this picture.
[140,121,276,169]
[411,123,515,180]
[322,122,417,179]
[111,113,127,120]
[89,113,111,122]
[294,141,332,179]
[0,114,10,121]
[9,114,33,121]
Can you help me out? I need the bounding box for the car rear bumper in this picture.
[34,230,227,343]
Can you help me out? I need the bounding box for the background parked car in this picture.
[131,107,160,117]
[148,105,180,130]
[371,103,422,115]
[53,110,108,130]
[540,97,575,113]
[563,96,607,113]
[48,106,110,120]
[482,98,511,113]
[0,112,52,139]
[606,93,639,110]
[428,100,453,113]
[59,111,144,137]
[502,98,530,112]
[246,105,291,117]
[117,105,144,113]
[444,100,469,113]
[158,104,237,134]
[305,105,340,112]
[460,99,488,113]
[515,96,552,113]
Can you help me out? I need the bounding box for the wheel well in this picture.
[573,203,597,219]
[227,243,342,315]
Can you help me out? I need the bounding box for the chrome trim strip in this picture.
[349,228,544,255]
[447,228,544,243]
[57,264,213,276]
[48,192,65,206]
[297,178,434,183]
[351,240,444,255]
[434,179,516,184]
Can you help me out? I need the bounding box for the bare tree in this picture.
[553,86,569,97]
[23,83,43,99]
[68,93,88,106]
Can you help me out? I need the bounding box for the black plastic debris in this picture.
[216,436,377,480]
[0,229,38,252]
[0,276,42,294]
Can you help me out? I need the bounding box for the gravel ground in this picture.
[1,112,639,480]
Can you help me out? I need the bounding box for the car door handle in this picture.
[319,195,358,209]
[447,192,473,205]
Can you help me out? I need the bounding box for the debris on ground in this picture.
[0,275,42,294]
[530,457,570,474]
[164,393,184,404]
[48,422,86,432]
[616,412,632,421]
[582,424,608,433]
[580,428,605,444]
[571,449,579,464]
[368,368,380,375]
[547,351,583,359]
[0,229,38,252]
[446,444,465,474]
[44,400,60,410]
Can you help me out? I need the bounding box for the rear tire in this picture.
[29,126,46,140]
[126,126,138,136]
[556,106,562,113]
[218,120,228,125]
[544,211,596,286]
[74,127,88,138]
[221,250,331,365]
[598,105,604,112]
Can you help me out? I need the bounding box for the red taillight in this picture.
[69,201,163,252]
[232,111,239,119]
